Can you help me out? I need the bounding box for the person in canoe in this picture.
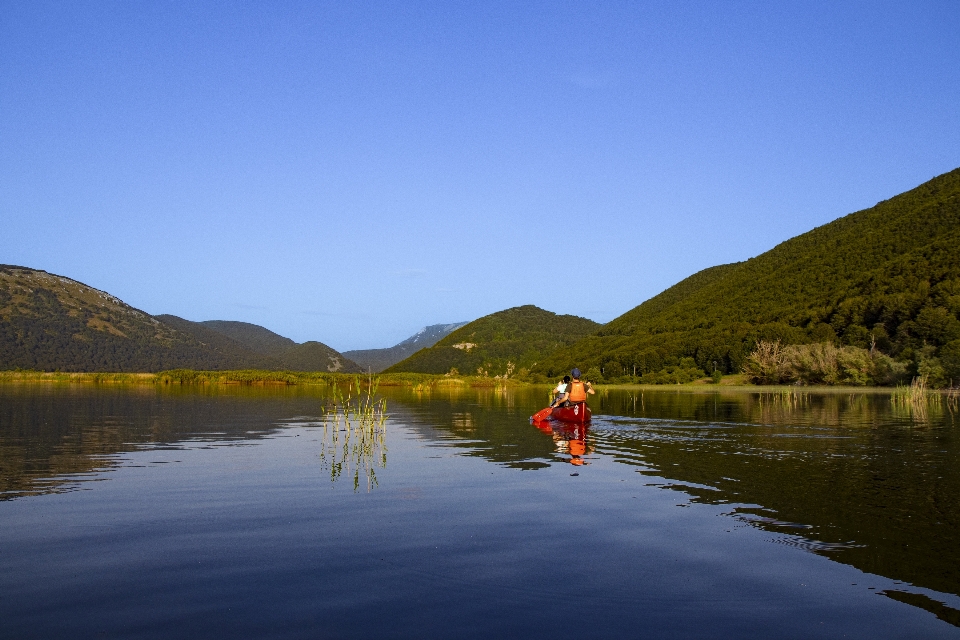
[558,368,595,407]
[549,375,571,409]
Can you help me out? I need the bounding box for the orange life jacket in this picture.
[568,381,587,402]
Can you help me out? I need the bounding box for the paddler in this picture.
[549,375,571,408]
[558,368,595,408]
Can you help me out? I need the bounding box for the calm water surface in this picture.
[1,383,959,639]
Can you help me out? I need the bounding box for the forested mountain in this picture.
[538,167,960,384]
[277,341,361,373]
[199,320,297,355]
[0,266,360,372]
[385,306,599,376]
[344,322,468,372]
[157,316,361,373]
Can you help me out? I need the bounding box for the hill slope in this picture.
[540,167,960,383]
[153,315,284,369]
[0,266,237,371]
[0,266,361,372]
[278,341,362,373]
[199,320,297,355]
[344,322,468,372]
[154,316,362,373]
[385,305,600,376]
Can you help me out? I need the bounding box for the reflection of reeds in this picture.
[774,388,808,409]
[753,388,812,425]
[320,376,388,492]
[945,386,959,412]
[889,376,949,424]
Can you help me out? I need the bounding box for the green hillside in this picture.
[0,266,238,371]
[385,305,599,376]
[199,320,297,355]
[154,315,282,369]
[0,266,361,373]
[539,167,960,385]
[278,341,362,373]
[160,316,362,373]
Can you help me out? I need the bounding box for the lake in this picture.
[1,382,959,638]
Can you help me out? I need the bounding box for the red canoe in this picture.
[550,403,591,423]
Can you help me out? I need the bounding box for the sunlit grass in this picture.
[320,376,388,492]
[888,375,960,423]
[0,369,527,388]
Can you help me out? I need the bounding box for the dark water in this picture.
[1,383,959,639]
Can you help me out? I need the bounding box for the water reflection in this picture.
[533,420,594,466]
[2,382,959,625]
[383,385,960,610]
[0,383,323,499]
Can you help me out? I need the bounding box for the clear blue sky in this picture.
[2,1,959,351]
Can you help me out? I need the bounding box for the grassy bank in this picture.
[0,369,528,388]
[1,370,954,398]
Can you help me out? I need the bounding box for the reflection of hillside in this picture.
[0,384,328,499]
[591,387,930,428]
[5,382,959,617]
[596,391,960,602]
[382,386,559,469]
[591,409,960,602]
[389,386,960,604]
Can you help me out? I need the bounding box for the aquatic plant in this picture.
[888,375,956,424]
[319,376,388,492]
[891,376,930,406]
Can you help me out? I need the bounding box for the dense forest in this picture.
[385,305,599,376]
[538,167,960,385]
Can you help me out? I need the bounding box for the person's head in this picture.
[562,375,571,384]
[571,368,581,379]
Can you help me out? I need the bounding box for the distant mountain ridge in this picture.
[0,265,360,372]
[344,322,468,372]
[385,306,599,376]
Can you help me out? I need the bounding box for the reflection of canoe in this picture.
[550,403,591,423]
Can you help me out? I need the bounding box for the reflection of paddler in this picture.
[569,437,586,466]
[552,423,591,466]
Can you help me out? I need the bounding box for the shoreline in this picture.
[0,370,951,394]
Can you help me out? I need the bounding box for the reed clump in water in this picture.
[320,376,388,492]
[891,376,931,406]
[889,375,954,423]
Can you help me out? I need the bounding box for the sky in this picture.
[2,1,959,351]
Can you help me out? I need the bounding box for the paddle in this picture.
[531,406,553,422]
